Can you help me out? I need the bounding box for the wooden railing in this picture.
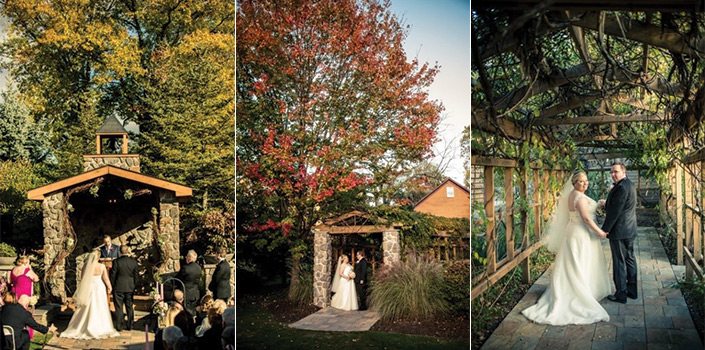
[470,155,566,299]
[427,235,469,261]
[664,149,705,280]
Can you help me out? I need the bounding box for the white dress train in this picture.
[522,192,612,325]
[330,265,358,311]
[61,265,120,339]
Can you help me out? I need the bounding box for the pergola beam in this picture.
[472,111,525,140]
[473,1,705,12]
[579,152,630,160]
[573,12,705,57]
[534,113,666,126]
[539,95,599,118]
[574,135,619,143]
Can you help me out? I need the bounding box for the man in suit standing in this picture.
[111,245,138,331]
[208,247,232,302]
[176,250,202,315]
[100,234,120,259]
[354,250,368,311]
[600,162,638,304]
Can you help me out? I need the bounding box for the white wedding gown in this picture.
[61,265,120,339]
[330,265,358,311]
[522,192,612,325]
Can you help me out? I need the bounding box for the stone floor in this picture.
[289,307,381,332]
[43,310,154,349]
[481,227,703,350]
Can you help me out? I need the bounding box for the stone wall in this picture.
[42,192,66,301]
[382,230,400,265]
[159,191,181,274]
[312,229,332,308]
[83,155,140,172]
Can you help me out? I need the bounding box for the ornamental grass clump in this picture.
[370,253,449,321]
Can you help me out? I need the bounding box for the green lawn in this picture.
[30,332,53,350]
[237,303,469,350]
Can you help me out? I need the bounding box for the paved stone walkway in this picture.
[289,307,381,332]
[481,227,703,349]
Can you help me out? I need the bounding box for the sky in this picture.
[389,0,470,183]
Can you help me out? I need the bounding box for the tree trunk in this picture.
[287,253,301,301]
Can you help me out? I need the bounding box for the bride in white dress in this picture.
[522,171,613,325]
[61,250,120,339]
[330,255,358,311]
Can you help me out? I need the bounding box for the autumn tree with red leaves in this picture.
[237,0,443,298]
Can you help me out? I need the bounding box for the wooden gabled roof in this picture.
[413,178,470,209]
[27,165,192,201]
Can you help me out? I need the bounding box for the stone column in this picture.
[42,192,67,301]
[312,229,332,308]
[382,230,400,265]
[159,191,181,273]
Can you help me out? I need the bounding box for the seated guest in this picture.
[195,294,213,324]
[198,313,223,349]
[173,289,185,309]
[161,326,183,350]
[155,305,183,350]
[174,310,195,337]
[221,307,235,350]
[3,292,15,305]
[1,295,56,350]
[195,299,226,337]
[173,310,199,349]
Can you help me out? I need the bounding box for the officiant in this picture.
[100,234,121,260]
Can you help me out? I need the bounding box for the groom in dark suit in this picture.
[111,245,138,330]
[354,250,368,311]
[600,162,638,304]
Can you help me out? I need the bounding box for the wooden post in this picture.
[96,135,101,154]
[504,168,515,260]
[444,237,449,261]
[520,166,531,283]
[685,164,694,258]
[696,161,703,263]
[484,166,496,274]
[676,163,684,265]
[122,134,128,154]
[533,172,541,242]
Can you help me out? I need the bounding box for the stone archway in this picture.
[311,211,400,308]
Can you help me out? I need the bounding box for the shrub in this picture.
[442,259,469,316]
[0,243,16,258]
[369,254,449,320]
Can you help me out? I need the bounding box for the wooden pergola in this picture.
[472,0,705,299]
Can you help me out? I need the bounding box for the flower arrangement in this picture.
[150,287,168,326]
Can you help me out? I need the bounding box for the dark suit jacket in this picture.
[354,258,368,285]
[100,243,121,259]
[111,255,138,293]
[208,260,231,300]
[1,303,48,350]
[601,177,638,240]
[177,261,202,302]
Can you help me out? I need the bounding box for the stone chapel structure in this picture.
[27,116,192,301]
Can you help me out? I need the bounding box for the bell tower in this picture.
[83,115,141,172]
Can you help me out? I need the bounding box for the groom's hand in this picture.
[598,199,606,208]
